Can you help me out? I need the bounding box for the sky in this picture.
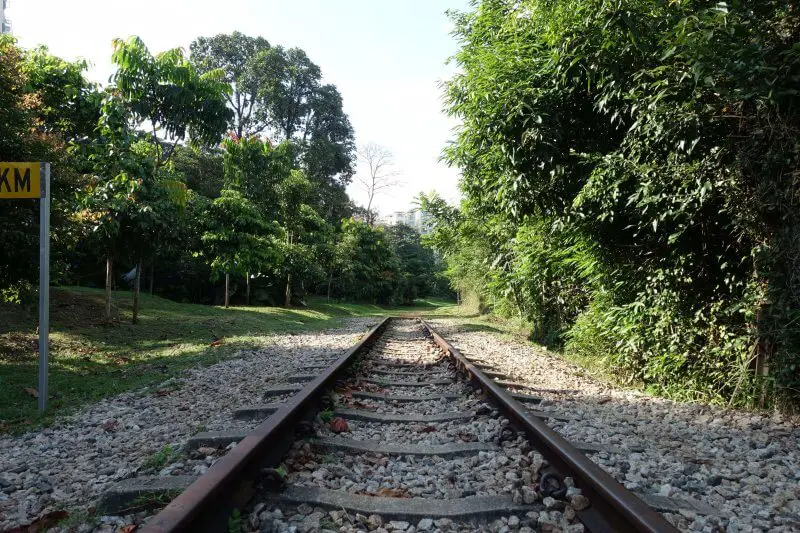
[8,0,469,215]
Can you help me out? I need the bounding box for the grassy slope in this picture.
[0,287,455,433]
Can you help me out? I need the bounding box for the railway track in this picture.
[102,318,681,533]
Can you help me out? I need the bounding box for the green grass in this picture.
[0,287,455,433]
[143,444,182,471]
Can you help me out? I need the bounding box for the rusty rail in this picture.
[139,317,390,533]
[419,318,678,533]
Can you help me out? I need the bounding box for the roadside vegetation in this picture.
[0,31,450,316]
[0,30,456,429]
[424,0,800,411]
[0,287,454,432]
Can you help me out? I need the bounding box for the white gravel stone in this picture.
[0,318,377,531]
[430,318,800,533]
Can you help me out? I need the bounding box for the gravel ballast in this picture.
[430,319,800,533]
[243,320,587,533]
[0,318,377,531]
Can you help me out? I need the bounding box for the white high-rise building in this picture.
[376,209,432,235]
[1,0,11,34]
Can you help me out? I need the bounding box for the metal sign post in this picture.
[38,163,51,412]
[0,162,51,412]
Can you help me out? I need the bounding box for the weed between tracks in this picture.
[143,444,182,471]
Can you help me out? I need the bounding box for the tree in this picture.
[172,145,225,199]
[356,142,400,225]
[190,32,271,137]
[276,170,314,307]
[0,36,93,303]
[387,224,439,304]
[107,36,232,323]
[222,135,295,303]
[190,34,356,224]
[21,46,101,142]
[252,47,321,141]
[334,219,403,304]
[200,190,276,307]
[443,0,800,407]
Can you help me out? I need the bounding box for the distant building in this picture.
[377,209,432,235]
[1,0,10,34]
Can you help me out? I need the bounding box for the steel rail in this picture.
[140,317,391,533]
[419,318,679,533]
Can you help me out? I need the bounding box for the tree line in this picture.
[423,0,800,409]
[0,32,447,317]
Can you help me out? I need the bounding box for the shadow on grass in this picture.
[0,288,456,433]
[0,288,387,433]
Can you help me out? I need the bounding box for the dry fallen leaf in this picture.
[377,487,410,498]
[419,425,437,433]
[330,417,349,433]
[23,387,39,398]
[120,525,138,533]
[101,419,119,432]
[209,339,225,347]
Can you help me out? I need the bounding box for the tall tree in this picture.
[190,34,356,223]
[303,84,356,218]
[105,36,232,323]
[254,47,321,141]
[190,32,271,137]
[0,36,95,302]
[200,190,276,307]
[356,142,400,225]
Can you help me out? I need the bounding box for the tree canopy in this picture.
[0,33,446,319]
[434,0,800,408]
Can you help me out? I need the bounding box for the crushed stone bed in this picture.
[240,320,588,533]
[284,441,546,500]
[0,318,377,532]
[430,318,800,533]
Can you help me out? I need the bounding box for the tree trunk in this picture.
[149,256,155,296]
[753,303,773,407]
[366,193,375,226]
[327,270,333,302]
[105,256,113,321]
[246,272,251,306]
[285,231,292,307]
[132,257,142,325]
[225,273,230,308]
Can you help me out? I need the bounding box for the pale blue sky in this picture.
[9,0,468,213]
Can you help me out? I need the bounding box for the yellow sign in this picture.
[0,163,42,199]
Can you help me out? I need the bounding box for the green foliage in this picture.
[334,219,403,305]
[0,36,94,296]
[111,36,232,154]
[200,190,278,281]
[21,45,101,140]
[441,0,800,409]
[144,444,181,471]
[190,33,356,225]
[228,509,243,533]
[190,31,271,137]
[387,224,442,304]
[319,409,333,422]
